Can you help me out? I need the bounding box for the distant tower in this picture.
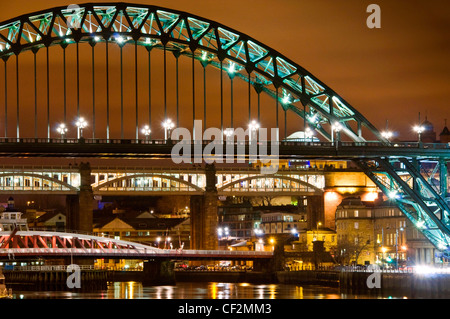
[440,119,450,143]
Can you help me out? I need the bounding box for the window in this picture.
[354,210,359,217]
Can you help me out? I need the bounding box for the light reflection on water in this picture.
[13,281,391,299]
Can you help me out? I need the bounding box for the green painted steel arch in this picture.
[0,2,385,143]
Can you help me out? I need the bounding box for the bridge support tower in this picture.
[190,164,218,250]
[66,162,94,233]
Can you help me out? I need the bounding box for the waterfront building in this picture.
[93,212,190,269]
[335,197,437,266]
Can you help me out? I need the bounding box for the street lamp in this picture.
[56,123,68,139]
[269,238,275,251]
[331,122,343,143]
[224,128,234,138]
[75,117,87,139]
[156,237,161,249]
[381,131,393,140]
[141,125,151,140]
[305,127,314,142]
[414,125,425,143]
[163,119,174,141]
[314,221,322,241]
[248,120,260,141]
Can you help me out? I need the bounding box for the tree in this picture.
[336,233,371,265]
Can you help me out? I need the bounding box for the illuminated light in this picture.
[224,128,234,138]
[414,125,425,134]
[363,191,378,202]
[332,122,343,132]
[381,131,393,139]
[416,220,426,229]
[201,50,207,61]
[282,93,291,105]
[162,119,175,141]
[325,191,338,201]
[94,36,100,42]
[116,36,124,43]
[308,113,318,124]
[56,123,68,138]
[290,228,298,235]
[228,61,236,74]
[388,191,398,199]
[381,247,387,253]
[141,125,151,138]
[305,127,314,139]
[0,45,3,51]
[248,120,260,132]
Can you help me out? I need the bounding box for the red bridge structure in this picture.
[0,230,274,284]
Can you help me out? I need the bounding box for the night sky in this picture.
[1,0,449,141]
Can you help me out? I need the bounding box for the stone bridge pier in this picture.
[190,164,218,250]
[66,162,94,234]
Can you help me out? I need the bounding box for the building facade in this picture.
[335,197,437,266]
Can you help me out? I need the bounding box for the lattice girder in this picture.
[0,2,386,142]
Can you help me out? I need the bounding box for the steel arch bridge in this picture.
[0,3,450,256]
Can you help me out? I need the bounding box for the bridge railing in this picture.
[1,247,273,257]
[26,228,118,241]
[6,265,96,271]
[0,137,449,150]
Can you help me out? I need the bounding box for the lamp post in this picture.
[141,125,151,140]
[163,119,174,141]
[248,120,260,142]
[331,122,343,145]
[395,227,405,269]
[414,125,425,143]
[381,131,393,141]
[305,126,314,143]
[57,123,68,139]
[314,221,322,241]
[75,117,87,139]
[224,128,234,142]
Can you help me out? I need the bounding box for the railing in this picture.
[0,137,449,150]
[8,265,96,271]
[0,247,273,257]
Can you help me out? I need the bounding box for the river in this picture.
[10,281,406,299]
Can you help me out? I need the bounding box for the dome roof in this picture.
[421,119,434,131]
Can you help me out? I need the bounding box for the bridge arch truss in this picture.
[0,3,449,255]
